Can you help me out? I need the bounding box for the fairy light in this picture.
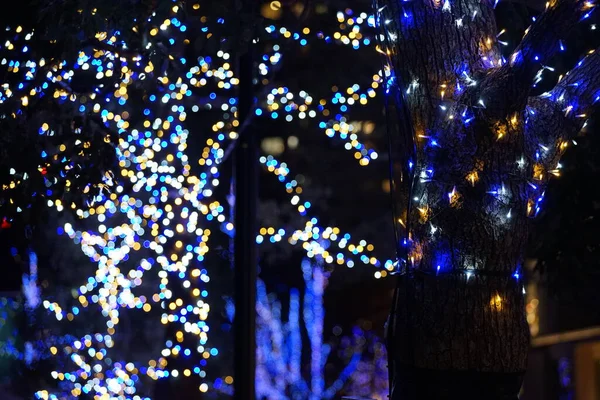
[466,171,479,186]
[490,293,504,311]
[372,0,599,290]
[19,0,595,394]
[0,3,404,398]
[257,155,393,272]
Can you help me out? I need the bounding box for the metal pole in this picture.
[233,0,257,397]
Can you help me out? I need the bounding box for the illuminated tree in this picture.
[376,0,599,397]
[0,1,395,398]
[344,330,388,400]
[1,2,250,397]
[255,257,363,400]
[0,246,82,400]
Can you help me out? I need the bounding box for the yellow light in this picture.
[494,121,507,139]
[560,141,569,150]
[490,294,503,311]
[466,171,479,186]
[448,187,461,207]
[375,45,387,56]
[417,206,430,222]
[533,164,545,180]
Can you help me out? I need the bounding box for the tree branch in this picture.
[515,0,593,65]
[477,0,594,114]
[525,47,600,166]
[549,47,600,121]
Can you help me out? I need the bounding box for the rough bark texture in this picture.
[392,273,529,367]
[376,0,600,397]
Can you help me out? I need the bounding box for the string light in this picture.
[373,0,598,286]
[0,4,397,398]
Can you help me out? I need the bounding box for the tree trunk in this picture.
[375,0,600,397]
[389,274,528,399]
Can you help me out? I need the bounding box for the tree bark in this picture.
[376,0,599,397]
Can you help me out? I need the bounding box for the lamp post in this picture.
[233,0,257,398]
